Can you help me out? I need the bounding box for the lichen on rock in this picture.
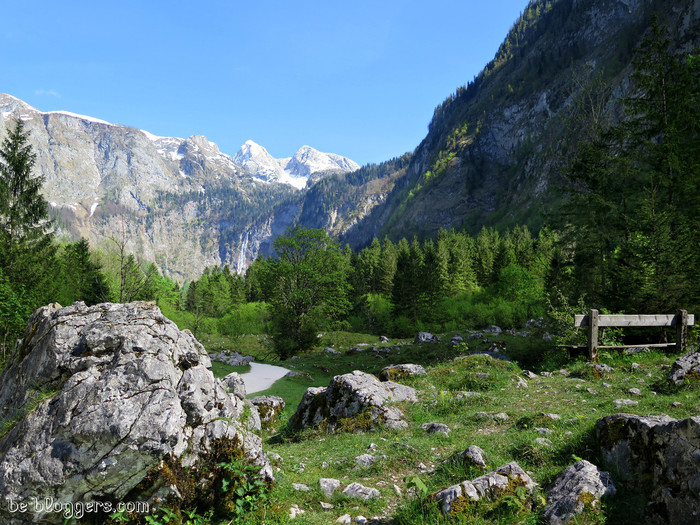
[0,301,272,524]
[288,370,417,433]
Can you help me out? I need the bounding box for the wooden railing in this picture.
[574,309,694,360]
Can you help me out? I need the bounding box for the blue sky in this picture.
[3,0,529,166]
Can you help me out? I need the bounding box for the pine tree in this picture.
[0,120,55,297]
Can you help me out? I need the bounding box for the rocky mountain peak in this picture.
[232,140,359,189]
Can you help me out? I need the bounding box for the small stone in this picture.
[541,371,553,377]
[337,514,352,524]
[534,438,553,446]
[368,442,378,451]
[475,372,491,380]
[523,370,539,380]
[355,516,367,525]
[535,427,553,435]
[559,369,570,376]
[380,336,389,343]
[493,412,509,421]
[320,502,334,510]
[541,412,562,421]
[460,445,488,468]
[587,363,614,373]
[602,383,611,388]
[293,483,311,492]
[631,362,641,370]
[671,401,682,407]
[586,388,598,395]
[324,347,341,355]
[417,462,428,472]
[614,399,638,408]
[342,482,381,500]
[268,452,283,462]
[422,422,451,435]
[319,478,341,499]
[394,483,402,496]
[355,454,376,467]
[289,504,305,519]
[515,376,528,388]
[628,388,642,396]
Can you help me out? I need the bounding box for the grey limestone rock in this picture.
[250,395,286,427]
[587,363,614,373]
[209,351,255,367]
[379,363,427,381]
[0,302,271,525]
[414,332,440,343]
[221,371,247,399]
[668,351,700,385]
[459,445,488,468]
[596,413,700,524]
[434,462,537,514]
[544,460,616,525]
[319,478,341,499]
[342,482,380,500]
[288,370,417,432]
[422,422,451,435]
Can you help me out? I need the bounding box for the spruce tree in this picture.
[0,120,55,294]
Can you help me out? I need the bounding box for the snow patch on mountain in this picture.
[233,140,359,189]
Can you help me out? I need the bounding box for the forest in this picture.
[0,25,697,366]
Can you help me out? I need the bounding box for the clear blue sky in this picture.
[3,0,529,166]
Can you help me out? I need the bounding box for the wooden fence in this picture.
[574,309,694,360]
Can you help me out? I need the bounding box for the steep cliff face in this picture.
[340,0,700,246]
[0,95,354,281]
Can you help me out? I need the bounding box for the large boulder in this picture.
[0,302,272,524]
[288,370,417,432]
[596,413,700,523]
[544,460,616,525]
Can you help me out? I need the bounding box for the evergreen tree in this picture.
[58,238,108,305]
[0,120,55,303]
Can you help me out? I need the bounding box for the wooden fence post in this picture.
[588,309,599,361]
[676,309,688,353]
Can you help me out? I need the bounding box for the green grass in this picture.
[194,329,699,524]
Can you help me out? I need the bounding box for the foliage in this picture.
[217,456,269,517]
[261,227,351,359]
[0,120,56,355]
[553,25,700,314]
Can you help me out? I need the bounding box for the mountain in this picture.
[335,0,700,246]
[232,140,359,189]
[0,94,358,280]
[2,0,698,281]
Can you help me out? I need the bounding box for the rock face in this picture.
[0,302,271,524]
[544,460,616,525]
[668,351,700,385]
[288,370,417,432]
[596,413,700,524]
[433,462,537,515]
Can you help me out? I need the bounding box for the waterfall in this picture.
[236,232,249,274]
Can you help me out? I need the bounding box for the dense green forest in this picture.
[0,26,697,364]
